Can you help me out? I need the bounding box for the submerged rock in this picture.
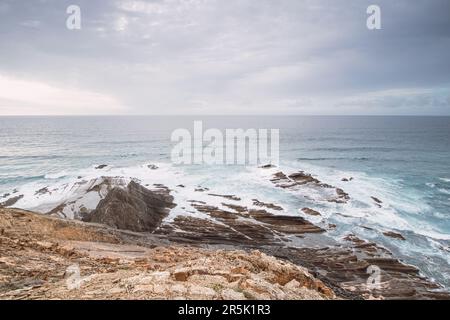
[252,199,283,211]
[301,208,321,216]
[35,187,50,196]
[0,195,24,208]
[383,231,406,241]
[288,172,322,185]
[329,188,350,203]
[260,164,276,169]
[207,193,241,201]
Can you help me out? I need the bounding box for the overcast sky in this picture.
[0,0,449,115]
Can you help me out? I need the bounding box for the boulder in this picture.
[383,231,406,241]
[301,208,321,216]
[83,181,175,232]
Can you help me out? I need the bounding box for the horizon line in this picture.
[1,114,450,117]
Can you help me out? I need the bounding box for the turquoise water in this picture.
[1,116,450,287]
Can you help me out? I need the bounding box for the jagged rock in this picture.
[0,195,23,208]
[329,188,350,203]
[35,187,50,196]
[383,231,406,241]
[301,208,321,216]
[83,181,175,232]
[371,196,383,207]
[184,203,324,242]
[371,196,382,204]
[288,172,321,185]
[260,164,276,169]
[1,208,449,300]
[207,193,241,201]
[252,199,283,211]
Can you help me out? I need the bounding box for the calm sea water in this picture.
[1,116,450,287]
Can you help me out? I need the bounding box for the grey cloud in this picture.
[0,0,449,115]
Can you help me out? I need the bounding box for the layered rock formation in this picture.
[83,181,175,232]
[0,208,334,300]
[1,167,449,300]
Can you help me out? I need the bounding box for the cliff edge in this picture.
[0,208,335,300]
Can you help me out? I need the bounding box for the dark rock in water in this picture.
[301,208,321,216]
[195,187,209,192]
[84,181,175,232]
[35,187,50,196]
[328,188,350,203]
[2,193,10,199]
[341,178,349,182]
[252,199,283,211]
[260,164,276,169]
[271,170,333,190]
[187,202,324,236]
[248,212,325,234]
[383,231,406,241]
[271,171,288,181]
[288,172,321,185]
[0,195,24,208]
[147,164,158,170]
[95,164,108,170]
[187,200,206,205]
[177,184,185,188]
[207,193,241,201]
[344,234,367,245]
[371,196,382,204]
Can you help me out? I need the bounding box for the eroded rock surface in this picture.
[2,168,449,300]
[0,208,334,300]
[83,181,175,232]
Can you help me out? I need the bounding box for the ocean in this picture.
[1,115,450,288]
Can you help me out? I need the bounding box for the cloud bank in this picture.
[0,0,449,115]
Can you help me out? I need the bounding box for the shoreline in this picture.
[1,166,449,299]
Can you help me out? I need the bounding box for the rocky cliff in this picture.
[1,168,449,300]
[0,208,334,300]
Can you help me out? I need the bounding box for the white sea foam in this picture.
[438,188,450,195]
[5,161,450,242]
[277,160,450,241]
